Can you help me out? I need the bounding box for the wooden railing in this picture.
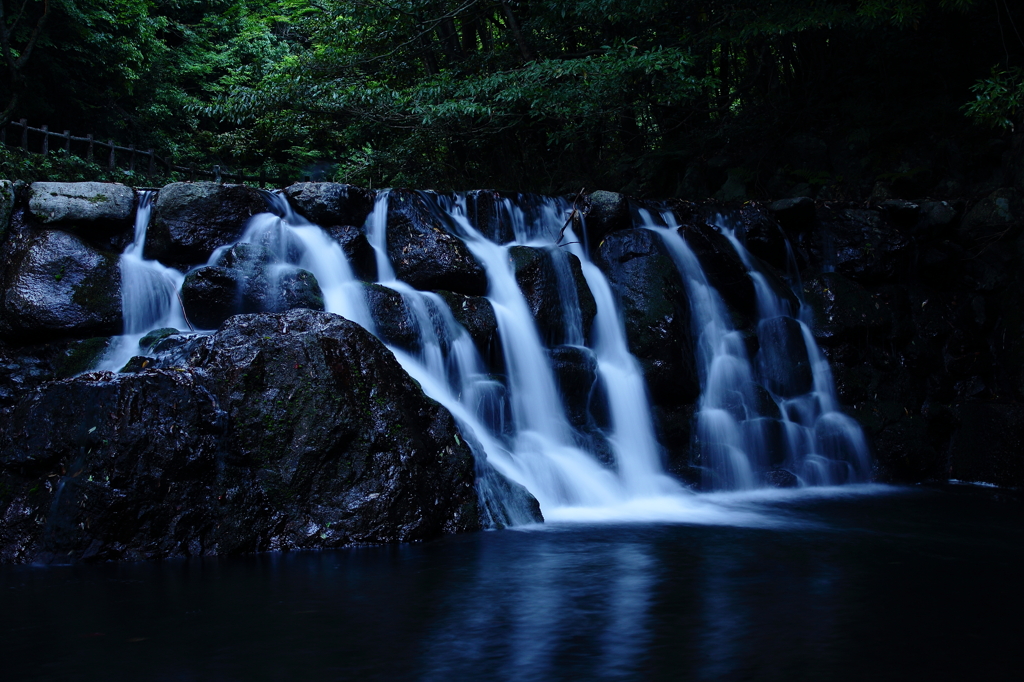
[1,119,313,187]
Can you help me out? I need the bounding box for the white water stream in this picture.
[641,209,870,488]
[99,191,187,371]
[101,187,873,524]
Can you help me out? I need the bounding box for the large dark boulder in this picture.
[509,246,596,346]
[284,182,376,227]
[594,229,700,406]
[914,200,958,238]
[179,266,240,330]
[180,245,325,330]
[0,309,483,563]
[0,229,122,341]
[734,205,791,270]
[146,182,266,265]
[385,190,487,296]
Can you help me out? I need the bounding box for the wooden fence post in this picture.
[20,119,27,150]
[129,145,136,172]
[213,165,222,183]
[86,134,94,162]
[108,140,115,170]
[147,149,155,177]
[189,163,195,182]
[63,130,71,157]
[41,125,49,154]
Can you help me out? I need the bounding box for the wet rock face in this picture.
[385,190,487,296]
[435,290,502,371]
[325,225,377,281]
[0,309,481,563]
[958,188,1022,245]
[284,182,376,227]
[583,191,631,249]
[465,190,515,244]
[595,229,700,407]
[816,207,910,284]
[802,272,889,344]
[680,222,758,329]
[734,205,791,270]
[363,283,420,353]
[146,182,266,266]
[180,244,325,330]
[28,182,135,226]
[548,345,600,431]
[0,229,122,341]
[509,246,596,346]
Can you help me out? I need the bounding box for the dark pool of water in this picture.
[2,484,1021,681]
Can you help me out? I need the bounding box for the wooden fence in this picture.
[1,119,313,187]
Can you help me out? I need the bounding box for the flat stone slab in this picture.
[29,182,135,224]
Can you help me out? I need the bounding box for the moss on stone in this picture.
[56,337,112,378]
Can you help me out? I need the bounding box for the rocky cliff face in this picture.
[1,180,1021,563]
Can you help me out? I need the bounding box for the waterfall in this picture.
[640,209,870,489]
[98,191,187,371]
[364,193,683,520]
[717,216,872,485]
[102,187,875,525]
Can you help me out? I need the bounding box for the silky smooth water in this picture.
[102,189,876,517]
[2,485,1020,681]
[98,191,187,371]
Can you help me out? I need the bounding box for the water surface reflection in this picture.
[2,486,1020,681]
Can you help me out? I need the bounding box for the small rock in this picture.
[769,197,815,234]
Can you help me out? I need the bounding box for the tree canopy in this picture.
[1,0,1022,196]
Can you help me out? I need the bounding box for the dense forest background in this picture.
[0,0,1022,197]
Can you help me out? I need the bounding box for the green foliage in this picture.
[963,67,1024,131]
[0,0,1019,194]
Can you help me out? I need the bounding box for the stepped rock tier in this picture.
[1,181,1022,563]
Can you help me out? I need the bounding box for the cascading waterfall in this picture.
[231,193,373,330]
[640,208,870,489]
[367,193,683,520]
[717,216,871,485]
[640,210,767,489]
[104,186,875,526]
[99,191,187,371]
